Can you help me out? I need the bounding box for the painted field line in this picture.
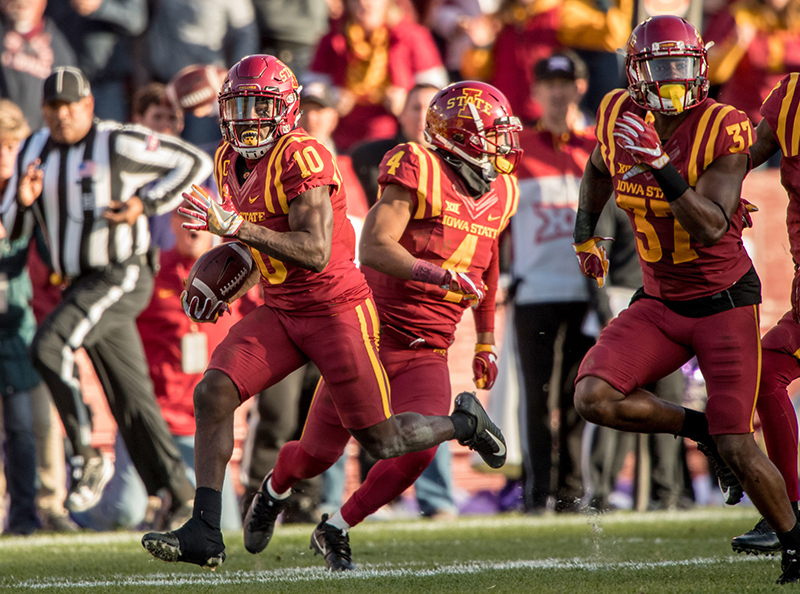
[1,555,774,589]
[0,506,760,551]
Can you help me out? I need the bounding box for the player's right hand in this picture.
[573,237,612,288]
[612,113,670,170]
[442,270,486,309]
[180,184,244,237]
[181,289,229,324]
[792,267,800,324]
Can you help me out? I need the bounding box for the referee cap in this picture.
[43,67,92,104]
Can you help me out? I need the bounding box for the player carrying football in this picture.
[572,16,800,585]
[141,55,507,568]
[728,73,800,557]
[240,81,521,570]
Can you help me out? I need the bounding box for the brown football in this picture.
[166,64,228,111]
[185,242,254,305]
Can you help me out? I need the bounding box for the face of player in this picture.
[534,77,580,123]
[298,102,338,143]
[172,211,213,260]
[0,136,21,183]
[42,96,95,145]
[139,104,184,137]
[399,87,438,146]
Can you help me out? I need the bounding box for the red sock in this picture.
[340,448,437,527]
[270,441,332,494]
[758,349,800,501]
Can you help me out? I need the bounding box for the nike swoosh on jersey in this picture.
[487,214,501,221]
[249,195,259,203]
[486,431,506,457]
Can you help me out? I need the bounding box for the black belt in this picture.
[381,324,427,349]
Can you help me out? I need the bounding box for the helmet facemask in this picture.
[220,90,298,159]
[626,41,709,115]
[427,102,523,181]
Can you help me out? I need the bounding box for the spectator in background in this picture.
[305,0,446,151]
[131,82,185,251]
[704,0,800,131]
[512,53,596,514]
[350,83,439,206]
[0,98,39,535]
[251,0,330,78]
[144,0,258,150]
[0,0,77,131]
[480,0,631,124]
[45,0,147,121]
[427,0,499,81]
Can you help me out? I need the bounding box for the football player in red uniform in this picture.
[141,55,507,568]
[728,73,800,556]
[240,80,521,570]
[572,17,800,584]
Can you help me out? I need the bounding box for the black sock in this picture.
[677,408,711,442]
[192,487,222,531]
[450,412,476,442]
[777,522,800,554]
[793,501,799,517]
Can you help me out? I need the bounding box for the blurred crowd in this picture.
[0,0,799,534]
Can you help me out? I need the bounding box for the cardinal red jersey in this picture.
[212,128,370,313]
[596,90,755,301]
[363,143,519,349]
[761,73,800,267]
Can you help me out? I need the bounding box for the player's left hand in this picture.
[792,266,800,323]
[472,343,498,390]
[179,184,244,237]
[180,289,229,323]
[613,113,670,170]
[442,270,486,309]
[573,237,612,288]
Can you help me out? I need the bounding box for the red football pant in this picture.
[758,348,800,502]
[273,338,452,526]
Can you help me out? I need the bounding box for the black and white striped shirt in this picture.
[0,120,213,278]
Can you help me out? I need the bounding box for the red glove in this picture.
[573,237,612,288]
[792,266,800,323]
[612,113,670,170]
[741,199,758,229]
[472,344,498,390]
[180,289,229,323]
[443,270,486,309]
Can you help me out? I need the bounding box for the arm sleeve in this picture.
[473,240,499,334]
[113,128,214,217]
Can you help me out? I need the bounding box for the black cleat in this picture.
[732,517,781,556]
[310,513,356,571]
[778,550,800,584]
[452,391,506,469]
[141,516,225,569]
[243,471,290,554]
[696,440,743,505]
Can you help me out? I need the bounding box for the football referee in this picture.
[0,67,213,522]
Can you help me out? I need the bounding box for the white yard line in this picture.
[2,555,773,589]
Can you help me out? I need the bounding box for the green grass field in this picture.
[0,507,792,593]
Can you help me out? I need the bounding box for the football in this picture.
[165,64,228,113]
[185,242,254,306]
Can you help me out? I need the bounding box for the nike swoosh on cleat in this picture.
[315,536,327,556]
[485,432,506,457]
